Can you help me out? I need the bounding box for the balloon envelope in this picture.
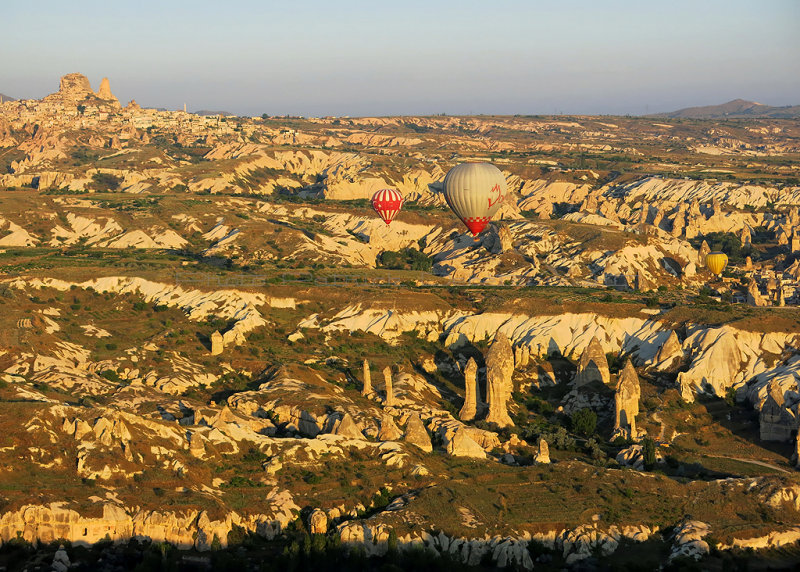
[442,162,507,236]
[371,188,404,225]
[705,251,728,275]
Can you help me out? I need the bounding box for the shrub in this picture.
[89,172,123,192]
[540,427,575,450]
[242,446,268,464]
[99,369,121,383]
[724,386,736,407]
[586,438,606,461]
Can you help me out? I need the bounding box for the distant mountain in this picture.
[194,109,234,117]
[654,99,800,119]
[0,93,16,103]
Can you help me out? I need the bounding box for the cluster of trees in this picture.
[692,232,753,264]
[377,247,432,272]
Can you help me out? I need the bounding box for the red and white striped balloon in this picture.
[371,188,405,225]
[443,162,507,236]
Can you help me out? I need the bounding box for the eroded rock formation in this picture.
[485,332,514,427]
[760,386,797,442]
[308,509,328,535]
[574,336,610,387]
[404,413,432,452]
[383,366,395,407]
[459,357,479,421]
[332,413,363,439]
[534,438,550,464]
[57,73,94,100]
[446,430,486,458]
[483,223,513,254]
[614,360,641,440]
[651,330,683,370]
[362,358,372,396]
[97,77,116,102]
[210,330,223,356]
[377,413,402,441]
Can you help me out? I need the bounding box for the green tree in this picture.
[387,529,398,554]
[570,408,597,437]
[642,437,656,469]
[311,533,326,553]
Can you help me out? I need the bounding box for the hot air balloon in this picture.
[371,188,404,226]
[705,251,728,276]
[442,162,507,236]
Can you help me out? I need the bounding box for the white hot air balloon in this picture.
[442,162,507,236]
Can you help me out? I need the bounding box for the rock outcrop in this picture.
[615,444,663,470]
[0,117,16,147]
[52,544,70,572]
[795,432,800,468]
[699,240,711,263]
[482,223,513,254]
[0,496,299,550]
[446,430,486,458]
[377,413,402,441]
[404,413,432,453]
[56,73,94,100]
[747,279,767,306]
[614,360,641,440]
[97,77,116,101]
[210,330,223,356]
[574,336,610,387]
[759,386,797,442]
[332,413,364,439]
[308,509,328,535]
[336,522,534,569]
[650,330,683,370]
[670,520,711,561]
[485,332,514,427]
[459,357,480,421]
[534,438,550,464]
[514,344,530,368]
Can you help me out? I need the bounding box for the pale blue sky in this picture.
[3,0,798,116]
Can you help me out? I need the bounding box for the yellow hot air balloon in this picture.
[705,251,728,276]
